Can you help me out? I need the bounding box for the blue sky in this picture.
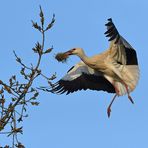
[0,0,148,147]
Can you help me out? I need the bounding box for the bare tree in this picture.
[0,6,56,148]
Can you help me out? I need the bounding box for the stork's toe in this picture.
[107,107,111,118]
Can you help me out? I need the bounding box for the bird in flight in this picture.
[41,18,140,117]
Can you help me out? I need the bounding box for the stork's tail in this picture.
[104,18,120,43]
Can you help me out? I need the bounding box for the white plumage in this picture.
[41,18,140,117]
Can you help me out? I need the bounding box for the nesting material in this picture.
[55,52,69,63]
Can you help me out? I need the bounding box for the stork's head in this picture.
[65,48,85,57]
[55,48,85,63]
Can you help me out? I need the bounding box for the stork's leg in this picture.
[112,83,120,96]
[107,94,117,118]
[121,80,134,104]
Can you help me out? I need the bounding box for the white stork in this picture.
[42,18,140,117]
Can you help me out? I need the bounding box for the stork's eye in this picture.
[72,48,76,51]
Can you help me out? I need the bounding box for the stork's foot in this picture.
[107,107,111,118]
[128,95,134,104]
[107,94,117,118]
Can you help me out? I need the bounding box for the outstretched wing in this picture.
[105,18,138,66]
[41,62,115,95]
[104,18,140,94]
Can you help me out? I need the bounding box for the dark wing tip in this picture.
[37,86,52,92]
[105,18,112,26]
[37,82,63,94]
[105,18,120,43]
[108,18,112,21]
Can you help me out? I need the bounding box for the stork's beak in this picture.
[64,48,75,56]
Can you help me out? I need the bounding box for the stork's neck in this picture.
[77,52,92,66]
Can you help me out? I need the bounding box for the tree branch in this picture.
[0,6,56,147]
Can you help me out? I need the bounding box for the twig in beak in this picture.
[55,52,69,63]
